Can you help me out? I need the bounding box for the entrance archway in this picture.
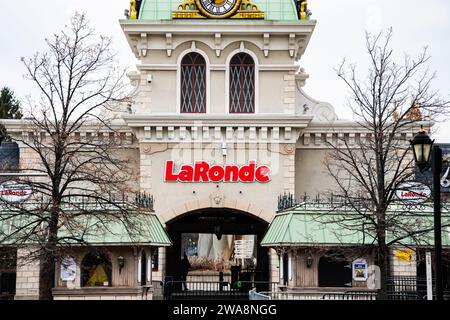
[165,208,270,287]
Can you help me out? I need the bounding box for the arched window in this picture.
[180,52,206,113]
[318,252,351,287]
[229,53,255,113]
[81,251,112,287]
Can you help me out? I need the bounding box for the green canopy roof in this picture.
[138,0,300,21]
[61,213,173,246]
[261,204,450,247]
[1,213,172,247]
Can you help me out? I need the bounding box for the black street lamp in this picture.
[410,126,444,300]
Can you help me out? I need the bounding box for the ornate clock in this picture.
[195,0,241,19]
[172,0,264,20]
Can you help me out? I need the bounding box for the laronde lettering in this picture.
[164,161,271,183]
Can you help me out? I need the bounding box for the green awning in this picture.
[261,204,450,247]
[1,212,172,247]
[61,213,173,246]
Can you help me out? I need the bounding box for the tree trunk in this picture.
[39,204,59,300]
[377,236,391,300]
[39,249,56,300]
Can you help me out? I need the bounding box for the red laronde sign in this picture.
[164,161,270,183]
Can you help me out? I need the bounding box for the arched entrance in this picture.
[165,208,270,298]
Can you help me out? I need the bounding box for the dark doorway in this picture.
[141,250,147,286]
[282,253,288,286]
[318,253,352,288]
[165,208,269,297]
[0,247,17,300]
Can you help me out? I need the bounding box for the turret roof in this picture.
[138,0,300,21]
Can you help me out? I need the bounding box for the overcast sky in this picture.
[0,0,449,141]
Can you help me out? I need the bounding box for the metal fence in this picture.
[163,275,450,301]
[387,276,450,300]
[322,291,378,300]
[163,280,279,300]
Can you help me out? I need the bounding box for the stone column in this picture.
[15,247,40,300]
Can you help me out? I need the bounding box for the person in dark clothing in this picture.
[180,253,191,291]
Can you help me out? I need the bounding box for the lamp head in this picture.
[410,125,434,172]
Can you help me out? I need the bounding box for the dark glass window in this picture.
[229,53,255,113]
[152,249,159,272]
[141,250,147,285]
[180,52,206,113]
[81,251,112,287]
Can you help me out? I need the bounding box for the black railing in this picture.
[387,276,450,300]
[163,280,279,301]
[322,291,378,300]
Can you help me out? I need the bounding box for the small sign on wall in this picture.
[352,258,368,282]
[396,249,414,262]
[60,256,77,282]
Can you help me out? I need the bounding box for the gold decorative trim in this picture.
[172,0,205,19]
[172,0,264,19]
[231,0,264,19]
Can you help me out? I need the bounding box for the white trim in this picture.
[259,65,299,71]
[225,45,260,114]
[147,254,152,283]
[176,45,211,114]
[288,253,292,282]
[137,256,142,283]
[136,64,298,72]
[279,255,284,285]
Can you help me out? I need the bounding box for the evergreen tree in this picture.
[0,87,22,119]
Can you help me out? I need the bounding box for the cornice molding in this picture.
[122,114,313,128]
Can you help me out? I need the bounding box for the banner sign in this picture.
[234,240,254,259]
[416,143,450,193]
[352,258,368,282]
[395,181,431,204]
[0,180,33,203]
[164,161,270,183]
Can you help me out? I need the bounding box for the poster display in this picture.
[352,258,368,281]
[60,256,77,281]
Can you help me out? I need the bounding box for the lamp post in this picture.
[410,126,443,300]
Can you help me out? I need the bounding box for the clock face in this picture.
[196,0,241,18]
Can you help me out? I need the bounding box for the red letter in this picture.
[194,161,210,182]
[224,165,239,182]
[255,165,271,183]
[239,161,256,182]
[164,161,178,182]
[178,165,194,182]
[209,165,225,182]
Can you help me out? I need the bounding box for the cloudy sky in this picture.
[0,0,449,141]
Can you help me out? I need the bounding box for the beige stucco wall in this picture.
[139,142,296,224]
[132,37,297,116]
[295,148,336,198]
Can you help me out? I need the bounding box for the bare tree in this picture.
[324,29,450,299]
[0,12,146,300]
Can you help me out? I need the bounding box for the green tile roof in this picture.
[1,213,172,246]
[261,205,450,247]
[139,0,300,21]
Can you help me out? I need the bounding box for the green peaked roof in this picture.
[261,205,450,247]
[1,212,172,246]
[139,0,300,21]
